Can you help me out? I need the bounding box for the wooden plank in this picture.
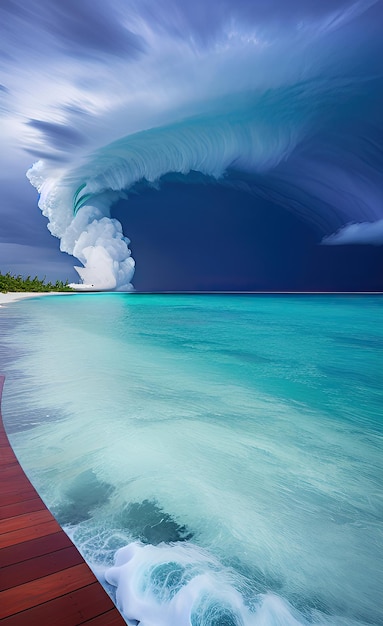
[0,463,33,477]
[0,467,32,482]
[0,583,121,626]
[0,453,18,465]
[84,609,127,625]
[0,519,61,548]
[0,447,17,457]
[0,487,41,506]
[0,545,84,591]
[0,508,54,534]
[0,532,73,567]
[0,464,28,478]
[0,486,34,498]
[0,497,45,520]
[0,461,33,478]
[0,563,96,619]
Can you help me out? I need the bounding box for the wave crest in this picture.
[26,83,331,290]
[104,542,304,626]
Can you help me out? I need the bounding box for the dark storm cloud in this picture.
[0,0,144,59]
[0,178,53,246]
[1,0,378,63]
[27,119,86,150]
[133,0,378,43]
[0,175,78,280]
[0,243,78,282]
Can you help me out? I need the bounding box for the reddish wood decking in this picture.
[0,375,126,625]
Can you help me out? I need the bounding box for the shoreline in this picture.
[0,292,76,306]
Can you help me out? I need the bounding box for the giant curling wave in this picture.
[26,7,383,291]
[27,90,309,291]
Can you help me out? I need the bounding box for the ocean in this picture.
[0,294,382,626]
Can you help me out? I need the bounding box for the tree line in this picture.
[0,271,74,293]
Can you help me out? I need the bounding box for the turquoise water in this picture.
[0,294,382,626]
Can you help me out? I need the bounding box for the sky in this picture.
[0,0,382,290]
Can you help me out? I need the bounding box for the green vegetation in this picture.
[0,271,74,293]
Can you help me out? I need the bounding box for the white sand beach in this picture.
[0,292,76,307]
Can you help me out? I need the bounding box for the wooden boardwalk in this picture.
[0,375,126,625]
